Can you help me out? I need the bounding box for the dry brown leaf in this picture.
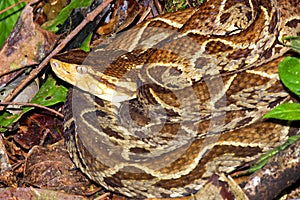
[24,143,100,195]
[0,187,87,199]
[97,0,143,35]
[0,4,57,76]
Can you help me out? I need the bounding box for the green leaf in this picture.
[264,102,300,120]
[283,36,300,54]
[247,134,300,174]
[0,111,19,132]
[30,76,68,106]
[0,76,68,132]
[0,0,25,47]
[80,32,92,52]
[278,56,300,96]
[42,0,92,32]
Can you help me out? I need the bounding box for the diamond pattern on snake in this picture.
[50,0,300,198]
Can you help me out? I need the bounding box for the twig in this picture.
[137,6,152,24]
[1,0,113,108]
[0,0,26,15]
[0,102,64,118]
[93,192,110,200]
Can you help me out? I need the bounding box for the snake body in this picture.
[51,0,300,198]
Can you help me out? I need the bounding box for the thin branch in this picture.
[1,0,113,109]
[0,102,64,118]
[0,0,26,15]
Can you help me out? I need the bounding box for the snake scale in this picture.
[50,0,300,198]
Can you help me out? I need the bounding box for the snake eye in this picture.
[76,66,88,74]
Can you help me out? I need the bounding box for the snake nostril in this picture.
[51,61,58,68]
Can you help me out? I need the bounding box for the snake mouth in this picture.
[50,59,75,83]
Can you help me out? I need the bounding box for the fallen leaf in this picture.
[0,3,57,76]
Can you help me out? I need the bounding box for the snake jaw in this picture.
[50,59,136,102]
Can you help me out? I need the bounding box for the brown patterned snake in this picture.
[50,0,300,198]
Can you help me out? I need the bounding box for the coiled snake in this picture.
[50,0,300,198]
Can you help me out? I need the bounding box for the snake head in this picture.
[50,59,136,103]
